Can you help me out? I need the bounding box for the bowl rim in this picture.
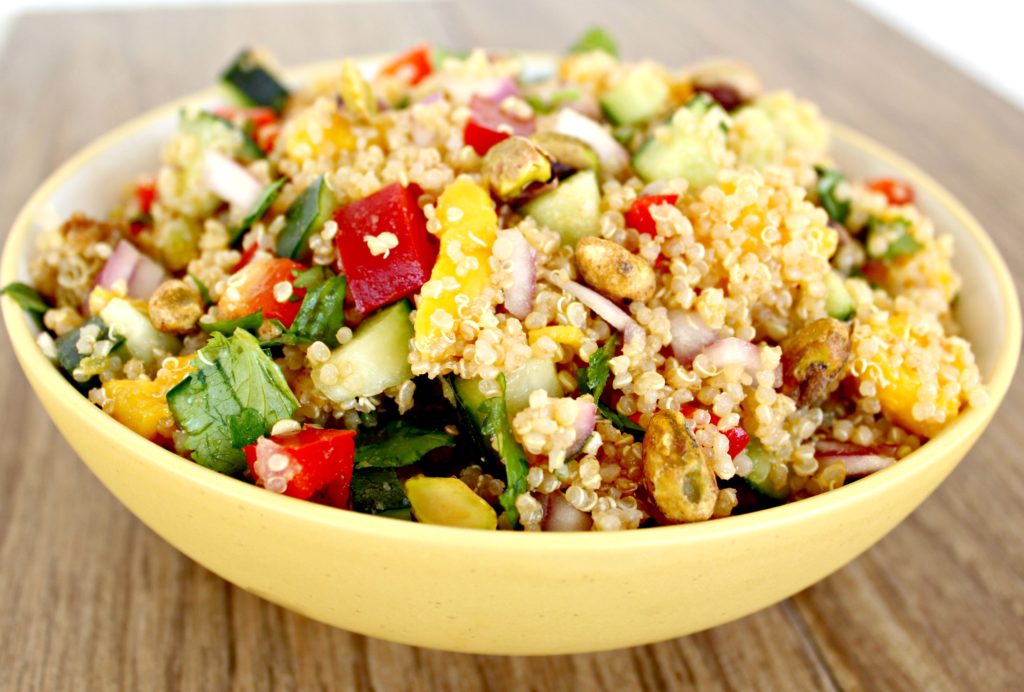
[2,57,1020,552]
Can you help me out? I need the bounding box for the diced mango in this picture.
[528,326,585,352]
[88,286,148,317]
[404,476,498,530]
[102,355,195,440]
[413,178,497,350]
[285,108,356,162]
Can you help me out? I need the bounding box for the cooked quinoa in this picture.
[3,33,987,531]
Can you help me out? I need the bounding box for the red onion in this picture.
[834,454,896,476]
[816,440,901,457]
[417,91,445,105]
[568,399,597,457]
[551,108,629,173]
[701,337,761,374]
[202,150,263,210]
[501,229,536,320]
[563,280,640,340]
[447,76,519,104]
[541,491,592,532]
[96,240,167,300]
[484,76,519,102]
[669,309,716,363]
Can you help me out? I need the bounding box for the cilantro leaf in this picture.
[285,271,347,346]
[867,217,923,261]
[350,468,411,514]
[569,27,619,57]
[200,310,264,335]
[815,166,850,224]
[1,282,49,315]
[597,402,645,440]
[577,333,618,400]
[188,273,212,306]
[167,329,298,474]
[354,420,455,470]
[479,373,530,526]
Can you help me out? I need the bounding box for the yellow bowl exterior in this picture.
[2,64,1020,655]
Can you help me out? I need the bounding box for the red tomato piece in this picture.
[134,179,157,215]
[624,194,679,237]
[233,242,260,273]
[866,177,915,206]
[334,182,438,314]
[219,258,307,327]
[245,427,356,502]
[630,402,749,458]
[464,95,534,156]
[380,44,433,86]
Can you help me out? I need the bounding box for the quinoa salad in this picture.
[2,30,987,531]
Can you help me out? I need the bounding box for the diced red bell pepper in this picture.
[630,402,749,458]
[233,242,261,273]
[624,194,679,237]
[134,179,157,215]
[380,44,433,86]
[334,183,438,314]
[211,105,281,154]
[218,258,307,327]
[866,177,915,206]
[245,427,356,502]
[464,95,534,156]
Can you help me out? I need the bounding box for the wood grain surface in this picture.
[1,1,1021,690]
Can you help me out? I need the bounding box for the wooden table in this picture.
[1,1,1021,689]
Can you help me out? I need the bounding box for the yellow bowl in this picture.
[2,60,1020,655]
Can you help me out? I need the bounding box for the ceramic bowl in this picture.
[2,60,1019,655]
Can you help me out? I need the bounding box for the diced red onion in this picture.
[563,280,640,342]
[701,337,761,374]
[202,150,263,210]
[568,400,597,456]
[816,440,901,457]
[552,108,629,173]
[541,491,593,532]
[484,76,519,102]
[418,91,445,105]
[447,76,519,104]
[668,309,716,363]
[127,252,168,299]
[834,454,896,476]
[96,239,167,300]
[502,229,536,320]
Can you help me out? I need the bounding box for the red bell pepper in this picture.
[218,258,307,327]
[380,44,433,86]
[245,427,356,502]
[630,402,749,458]
[211,105,281,154]
[334,183,438,314]
[624,194,679,237]
[866,177,915,206]
[134,179,157,215]
[233,242,260,273]
[464,95,534,156]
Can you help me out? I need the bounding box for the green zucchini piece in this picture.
[220,49,289,114]
[275,175,336,260]
[520,169,601,246]
[600,64,669,126]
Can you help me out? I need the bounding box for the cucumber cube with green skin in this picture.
[455,358,562,426]
[521,170,601,247]
[221,49,290,114]
[312,300,414,403]
[743,439,789,500]
[275,176,336,260]
[632,129,719,187]
[99,298,181,368]
[824,271,855,321]
[181,111,264,162]
[600,64,669,126]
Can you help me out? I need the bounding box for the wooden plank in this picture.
[0,1,1021,690]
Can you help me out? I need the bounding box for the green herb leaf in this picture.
[231,178,285,242]
[1,281,49,315]
[354,420,455,470]
[577,333,618,400]
[524,88,582,115]
[292,265,333,290]
[167,329,298,474]
[597,402,645,440]
[284,273,347,346]
[350,468,411,514]
[200,310,264,335]
[867,218,923,261]
[479,373,530,526]
[815,166,850,224]
[188,273,212,307]
[276,175,336,260]
[431,47,469,70]
[569,27,619,57]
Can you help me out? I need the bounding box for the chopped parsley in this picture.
[815,166,850,224]
[479,374,530,526]
[577,333,618,400]
[354,420,456,470]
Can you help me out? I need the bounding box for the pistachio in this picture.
[689,60,761,110]
[642,410,718,522]
[574,236,656,302]
[780,317,852,407]
[339,59,377,122]
[531,132,600,174]
[148,279,204,334]
[404,475,498,530]
[481,136,552,201]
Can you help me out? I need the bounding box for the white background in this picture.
[0,0,1021,110]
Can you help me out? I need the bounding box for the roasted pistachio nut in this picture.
[689,59,761,107]
[780,317,853,407]
[530,132,600,174]
[574,236,657,302]
[642,410,718,522]
[481,136,553,201]
[148,279,204,334]
[339,59,377,122]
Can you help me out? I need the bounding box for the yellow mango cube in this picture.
[102,355,195,440]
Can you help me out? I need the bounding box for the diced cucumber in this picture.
[313,300,413,402]
[99,298,182,368]
[220,49,289,114]
[54,318,125,390]
[504,359,563,417]
[743,439,789,500]
[520,169,601,246]
[181,111,264,162]
[600,64,669,126]
[275,175,336,260]
[453,376,491,430]
[824,271,855,321]
[632,129,719,187]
